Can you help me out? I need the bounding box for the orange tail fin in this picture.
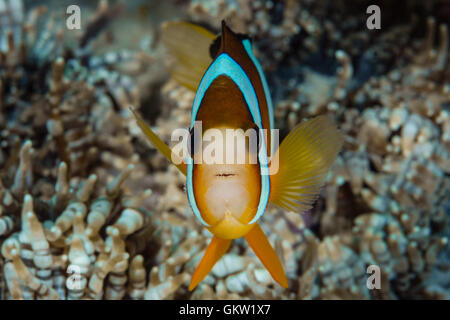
[189,236,231,291]
[244,224,288,288]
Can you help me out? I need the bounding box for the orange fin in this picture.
[244,224,288,288]
[130,108,187,176]
[161,21,216,91]
[189,236,231,291]
[269,115,343,213]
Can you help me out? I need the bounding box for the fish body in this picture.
[187,23,272,240]
[132,21,344,291]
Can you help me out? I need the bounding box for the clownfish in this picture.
[131,21,343,290]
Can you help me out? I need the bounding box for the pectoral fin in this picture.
[269,115,343,213]
[161,21,216,91]
[130,108,187,175]
[189,236,231,291]
[244,224,288,288]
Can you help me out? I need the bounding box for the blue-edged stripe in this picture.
[242,39,275,155]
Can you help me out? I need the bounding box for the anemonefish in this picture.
[131,21,343,290]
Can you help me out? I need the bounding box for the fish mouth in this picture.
[211,167,240,178]
[215,172,237,177]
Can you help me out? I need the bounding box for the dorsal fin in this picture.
[210,21,252,59]
[219,20,251,53]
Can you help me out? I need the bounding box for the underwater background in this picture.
[0,0,449,299]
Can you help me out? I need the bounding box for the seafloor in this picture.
[0,0,449,300]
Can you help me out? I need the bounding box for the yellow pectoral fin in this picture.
[161,21,216,91]
[244,224,288,288]
[130,108,187,176]
[269,115,343,213]
[189,236,231,291]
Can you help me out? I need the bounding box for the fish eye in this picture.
[250,125,260,153]
[188,127,195,158]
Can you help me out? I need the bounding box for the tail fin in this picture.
[161,21,216,91]
[269,115,343,213]
[189,236,231,291]
[244,224,288,288]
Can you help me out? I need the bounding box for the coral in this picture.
[0,0,157,300]
[0,1,144,180]
[0,139,154,300]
